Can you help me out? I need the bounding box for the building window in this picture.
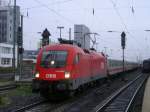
[1,47,11,54]
[1,58,11,65]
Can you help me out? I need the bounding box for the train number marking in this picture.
[46,74,56,78]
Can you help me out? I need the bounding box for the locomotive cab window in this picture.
[74,54,80,65]
[41,50,68,68]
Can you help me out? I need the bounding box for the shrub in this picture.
[0,67,14,73]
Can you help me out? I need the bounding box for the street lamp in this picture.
[107,30,120,33]
[107,30,129,33]
[37,32,42,48]
[57,26,64,39]
[144,30,150,32]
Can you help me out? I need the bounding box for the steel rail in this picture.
[125,75,148,112]
[93,73,148,112]
[13,99,46,112]
[0,84,17,92]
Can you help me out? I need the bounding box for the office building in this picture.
[0,5,20,44]
[74,24,91,49]
[0,3,20,67]
[0,43,17,67]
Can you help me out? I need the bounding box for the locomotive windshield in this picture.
[40,50,68,68]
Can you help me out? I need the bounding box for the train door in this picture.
[73,53,80,77]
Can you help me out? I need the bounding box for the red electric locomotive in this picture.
[32,44,107,97]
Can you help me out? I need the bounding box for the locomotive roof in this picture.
[43,44,83,52]
[42,44,105,57]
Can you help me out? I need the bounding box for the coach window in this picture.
[74,54,80,64]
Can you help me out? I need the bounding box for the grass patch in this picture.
[0,84,33,107]
[0,96,11,107]
[0,67,15,74]
[0,80,14,86]
[7,85,33,97]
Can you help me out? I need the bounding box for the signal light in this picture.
[18,47,24,54]
[121,32,126,49]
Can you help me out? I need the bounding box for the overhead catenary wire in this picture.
[108,0,140,61]
[51,0,75,5]
[17,0,146,60]
[109,0,128,31]
[14,0,75,11]
[108,0,141,57]
[131,0,135,14]
[33,0,74,24]
[21,5,150,12]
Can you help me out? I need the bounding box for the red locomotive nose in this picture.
[35,69,72,81]
[35,49,73,80]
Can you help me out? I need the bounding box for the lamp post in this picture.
[104,47,107,56]
[13,0,17,80]
[37,32,42,49]
[107,30,120,33]
[145,30,150,32]
[57,26,64,39]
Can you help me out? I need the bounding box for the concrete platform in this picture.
[142,76,150,112]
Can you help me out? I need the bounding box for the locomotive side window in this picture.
[41,50,67,68]
[74,54,80,64]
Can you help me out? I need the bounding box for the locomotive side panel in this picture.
[69,53,90,90]
[90,53,107,81]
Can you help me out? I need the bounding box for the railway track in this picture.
[12,99,46,112]
[3,70,143,112]
[13,99,75,112]
[25,71,142,112]
[93,73,148,112]
[0,84,17,92]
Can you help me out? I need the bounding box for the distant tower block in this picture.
[74,24,91,49]
[0,0,8,6]
[0,5,20,44]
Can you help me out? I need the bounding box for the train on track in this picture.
[32,41,138,98]
[142,59,150,73]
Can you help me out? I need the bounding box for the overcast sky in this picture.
[6,0,150,61]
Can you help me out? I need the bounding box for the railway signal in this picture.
[42,28,51,47]
[121,31,126,81]
[17,26,24,54]
[121,32,126,49]
[16,15,24,81]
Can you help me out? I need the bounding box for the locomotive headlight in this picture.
[65,72,70,79]
[51,60,55,65]
[35,73,40,78]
